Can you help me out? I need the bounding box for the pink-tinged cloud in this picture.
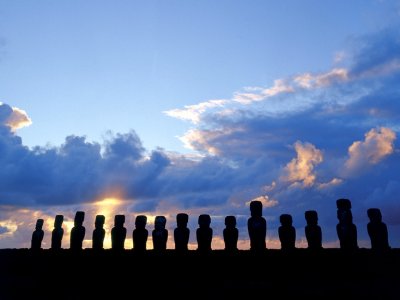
[282,141,323,187]
[246,195,278,208]
[345,127,396,173]
[0,103,32,131]
[233,79,294,104]
[294,68,348,89]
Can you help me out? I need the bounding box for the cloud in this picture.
[294,68,348,89]
[163,99,228,124]
[345,127,396,173]
[233,79,294,104]
[0,103,32,131]
[3,26,400,249]
[0,225,8,235]
[246,195,278,208]
[282,141,323,187]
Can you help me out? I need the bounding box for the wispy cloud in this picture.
[163,99,228,124]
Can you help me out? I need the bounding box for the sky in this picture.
[0,0,400,250]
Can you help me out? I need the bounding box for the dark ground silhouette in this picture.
[0,248,399,299]
[4,200,398,298]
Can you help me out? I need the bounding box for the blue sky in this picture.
[1,0,400,249]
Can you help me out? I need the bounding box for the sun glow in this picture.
[94,197,125,249]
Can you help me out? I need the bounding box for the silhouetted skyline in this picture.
[26,200,394,251]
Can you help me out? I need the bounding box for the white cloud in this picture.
[233,79,294,104]
[163,99,228,124]
[318,178,343,189]
[282,141,323,187]
[6,107,32,131]
[178,128,221,155]
[0,103,32,131]
[294,68,349,89]
[345,127,396,172]
[245,195,278,208]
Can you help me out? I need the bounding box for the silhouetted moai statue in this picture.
[132,215,148,252]
[367,208,390,251]
[152,216,168,251]
[278,214,296,251]
[174,213,190,252]
[196,214,213,252]
[247,200,267,251]
[223,216,238,252]
[304,210,322,249]
[336,198,358,250]
[92,215,106,250]
[51,215,64,250]
[31,219,44,250]
[111,215,126,251]
[70,211,86,250]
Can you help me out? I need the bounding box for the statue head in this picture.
[74,211,85,226]
[35,219,44,230]
[336,198,351,210]
[114,215,125,227]
[176,213,189,228]
[250,200,263,218]
[280,214,293,226]
[198,214,211,228]
[224,215,236,227]
[154,216,167,230]
[135,215,147,229]
[367,208,382,223]
[54,215,64,228]
[305,210,318,226]
[95,215,105,229]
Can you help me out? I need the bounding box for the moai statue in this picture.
[196,214,213,252]
[111,215,126,251]
[336,198,358,250]
[278,214,296,251]
[174,213,190,252]
[92,215,106,250]
[367,208,390,251]
[223,216,238,252]
[132,215,148,252]
[152,216,168,251]
[51,215,64,250]
[70,211,86,250]
[304,210,322,250]
[31,219,44,250]
[247,200,267,251]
